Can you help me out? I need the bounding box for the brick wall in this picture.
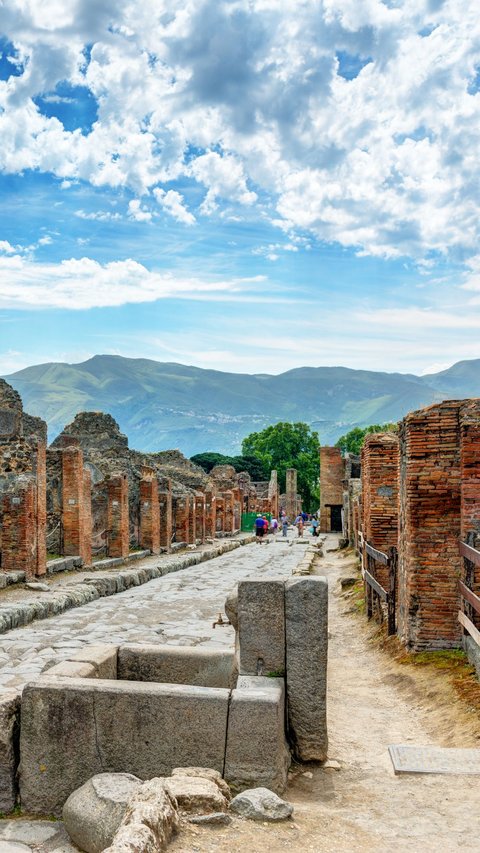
[107,475,129,558]
[204,490,215,539]
[361,433,399,588]
[398,401,469,650]
[139,474,160,554]
[223,490,234,533]
[459,401,480,610]
[62,445,92,565]
[319,447,344,532]
[175,495,191,544]
[194,493,206,543]
[215,496,225,533]
[159,480,172,551]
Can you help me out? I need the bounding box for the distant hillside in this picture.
[4,355,480,455]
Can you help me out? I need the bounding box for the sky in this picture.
[1,0,480,377]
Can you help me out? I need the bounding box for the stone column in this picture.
[285,468,298,521]
[139,474,160,554]
[107,474,129,558]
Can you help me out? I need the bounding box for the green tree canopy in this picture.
[335,423,398,455]
[190,452,268,481]
[242,421,320,511]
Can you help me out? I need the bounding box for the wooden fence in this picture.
[459,538,480,649]
[358,531,397,636]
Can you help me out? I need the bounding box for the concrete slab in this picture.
[388,744,480,775]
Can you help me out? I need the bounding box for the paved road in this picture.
[0,535,310,692]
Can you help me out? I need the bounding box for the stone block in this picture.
[224,676,290,794]
[69,644,118,679]
[237,580,285,676]
[62,772,142,853]
[117,644,234,688]
[0,690,20,813]
[20,679,230,816]
[285,576,328,761]
[41,661,97,679]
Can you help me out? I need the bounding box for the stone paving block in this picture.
[41,661,97,679]
[237,579,286,675]
[224,676,290,794]
[0,690,20,813]
[285,575,328,761]
[118,644,234,688]
[68,644,118,679]
[20,678,230,816]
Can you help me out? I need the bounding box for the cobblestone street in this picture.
[0,536,309,692]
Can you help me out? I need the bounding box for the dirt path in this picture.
[170,535,480,853]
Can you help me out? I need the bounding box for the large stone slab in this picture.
[285,576,328,761]
[0,691,20,813]
[388,744,480,775]
[224,676,290,794]
[118,644,234,688]
[19,678,230,816]
[237,580,285,676]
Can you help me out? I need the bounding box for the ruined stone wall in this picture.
[398,401,468,650]
[361,433,399,588]
[319,447,344,532]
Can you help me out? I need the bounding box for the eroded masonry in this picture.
[321,398,480,667]
[0,380,282,580]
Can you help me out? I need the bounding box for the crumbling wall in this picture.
[319,448,343,532]
[361,433,399,588]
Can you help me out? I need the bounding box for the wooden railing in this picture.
[358,531,397,636]
[459,538,480,648]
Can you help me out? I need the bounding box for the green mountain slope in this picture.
[4,355,480,455]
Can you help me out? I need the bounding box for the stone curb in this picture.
[292,545,320,576]
[0,536,254,637]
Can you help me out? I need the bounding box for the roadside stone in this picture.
[25,582,50,592]
[188,812,232,826]
[171,767,231,801]
[0,690,20,813]
[107,778,179,853]
[340,576,357,589]
[62,772,142,853]
[237,579,285,675]
[229,787,294,821]
[323,759,341,770]
[164,774,228,814]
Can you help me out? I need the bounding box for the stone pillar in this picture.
[107,474,129,558]
[159,480,172,552]
[223,491,234,533]
[268,470,279,518]
[285,468,298,521]
[194,493,206,543]
[319,448,344,533]
[361,433,399,588]
[204,491,215,539]
[398,401,470,650]
[62,445,92,565]
[139,474,160,554]
[232,488,242,532]
[175,494,190,544]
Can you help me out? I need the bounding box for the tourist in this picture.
[271,517,279,534]
[294,514,304,537]
[282,516,289,537]
[262,515,269,537]
[254,513,266,543]
[311,517,319,537]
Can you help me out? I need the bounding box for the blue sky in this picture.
[1,1,480,376]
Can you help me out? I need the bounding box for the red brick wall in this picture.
[107,475,129,558]
[34,441,47,576]
[159,480,172,551]
[459,401,480,604]
[398,401,467,650]
[175,495,191,544]
[195,493,206,543]
[204,491,215,539]
[320,447,344,532]
[361,433,399,587]
[216,497,225,533]
[1,479,38,578]
[62,445,92,565]
[139,475,160,554]
[223,491,234,533]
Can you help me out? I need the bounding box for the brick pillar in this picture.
[361,433,399,588]
[139,474,160,554]
[319,448,344,532]
[2,477,38,579]
[232,488,242,532]
[195,493,206,543]
[398,401,464,650]
[34,441,47,576]
[204,491,215,539]
[460,401,480,609]
[62,445,92,565]
[268,470,279,518]
[159,480,172,551]
[107,474,129,558]
[216,496,225,534]
[223,491,234,533]
[175,494,190,544]
[285,468,298,522]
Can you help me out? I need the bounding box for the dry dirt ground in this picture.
[170,535,480,853]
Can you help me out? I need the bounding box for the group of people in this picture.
[254,508,320,541]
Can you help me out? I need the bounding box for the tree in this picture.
[190,452,228,473]
[335,423,398,455]
[242,421,320,510]
[190,452,268,480]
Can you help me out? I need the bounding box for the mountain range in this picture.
[3,355,480,456]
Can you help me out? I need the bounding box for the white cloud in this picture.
[0,254,240,310]
[153,188,195,225]
[75,209,122,221]
[0,0,480,262]
[128,199,152,222]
